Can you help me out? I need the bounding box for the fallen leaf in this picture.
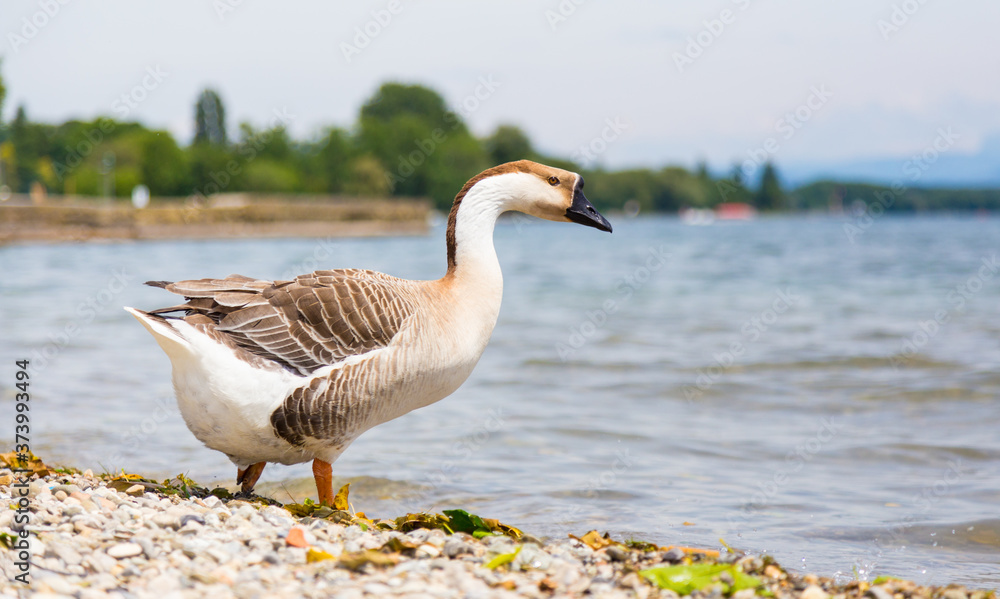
[0,452,51,476]
[486,546,522,570]
[333,483,351,511]
[379,536,418,554]
[569,530,617,550]
[306,548,335,563]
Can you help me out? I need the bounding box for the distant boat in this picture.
[714,202,757,221]
[679,207,715,226]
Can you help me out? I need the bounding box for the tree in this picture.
[343,155,390,197]
[359,82,453,131]
[754,162,785,210]
[10,105,49,193]
[0,58,6,127]
[357,83,470,202]
[426,133,489,209]
[485,125,533,165]
[140,130,189,196]
[315,127,354,193]
[715,164,753,205]
[194,89,227,146]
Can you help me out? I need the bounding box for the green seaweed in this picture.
[640,563,764,596]
[486,546,522,570]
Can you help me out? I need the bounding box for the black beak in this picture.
[565,181,612,233]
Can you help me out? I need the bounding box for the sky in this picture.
[2,1,999,183]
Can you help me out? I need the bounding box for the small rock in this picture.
[415,543,440,558]
[606,545,630,562]
[107,542,143,559]
[802,584,830,599]
[135,537,158,559]
[406,528,432,544]
[125,484,145,497]
[661,547,685,563]
[54,490,68,501]
[941,591,968,599]
[867,587,894,599]
[179,514,205,527]
[443,538,474,558]
[49,543,83,566]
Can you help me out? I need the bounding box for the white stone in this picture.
[107,542,143,559]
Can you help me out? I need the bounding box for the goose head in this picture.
[446,160,613,273]
[499,160,613,233]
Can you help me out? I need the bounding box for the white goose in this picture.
[126,160,612,504]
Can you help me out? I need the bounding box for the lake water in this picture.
[2,214,999,586]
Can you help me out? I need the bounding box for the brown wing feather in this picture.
[147,269,415,375]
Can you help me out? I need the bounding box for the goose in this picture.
[125,160,612,505]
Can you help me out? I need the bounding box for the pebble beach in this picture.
[1,460,995,599]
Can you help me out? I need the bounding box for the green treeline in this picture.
[0,65,997,214]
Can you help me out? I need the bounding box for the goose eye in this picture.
[547,176,560,186]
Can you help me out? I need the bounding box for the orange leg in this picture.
[236,462,266,495]
[312,459,334,506]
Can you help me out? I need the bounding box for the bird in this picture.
[125,160,612,505]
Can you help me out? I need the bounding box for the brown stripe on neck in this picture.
[446,160,538,274]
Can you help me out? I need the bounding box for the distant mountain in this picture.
[779,134,1000,190]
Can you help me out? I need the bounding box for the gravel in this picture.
[0,467,994,598]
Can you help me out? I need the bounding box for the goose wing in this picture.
[147,269,415,375]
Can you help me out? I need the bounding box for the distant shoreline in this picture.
[0,193,431,245]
